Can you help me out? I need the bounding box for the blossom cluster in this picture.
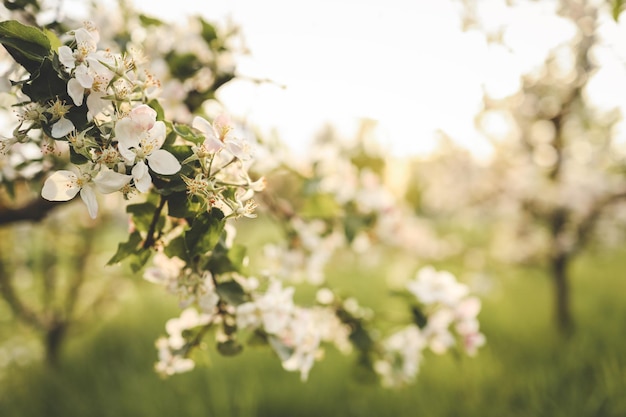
[374,266,485,387]
[0,14,485,388]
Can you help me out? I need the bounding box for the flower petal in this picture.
[147,149,181,175]
[93,167,132,193]
[67,78,85,106]
[148,121,167,149]
[75,64,94,89]
[86,92,111,119]
[192,116,213,137]
[58,45,75,70]
[132,161,152,192]
[80,185,98,218]
[51,117,75,138]
[42,170,80,201]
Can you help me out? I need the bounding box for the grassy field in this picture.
[1,244,625,417]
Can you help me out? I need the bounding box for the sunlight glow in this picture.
[86,0,626,159]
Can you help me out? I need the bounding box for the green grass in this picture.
[1,247,626,417]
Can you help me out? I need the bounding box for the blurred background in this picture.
[1,0,626,416]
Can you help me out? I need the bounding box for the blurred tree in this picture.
[462,0,626,334]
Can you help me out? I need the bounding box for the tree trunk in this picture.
[44,320,67,367]
[551,254,574,336]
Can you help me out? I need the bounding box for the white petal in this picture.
[67,78,84,106]
[147,149,181,175]
[192,116,213,136]
[75,65,94,89]
[130,105,157,130]
[132,161,152,192]
[58,46,75,70]
[86,92,111,118]
[148,121,167,149]
[74,28,96,49]
[51,117,75,138]
[93,167,131,193]
[114,117,140,149]
[80,185,98,218]
[42,170,80,201]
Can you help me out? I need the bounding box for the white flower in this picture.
[154,337,195,376]
[115,105,181,192]
[407,266,469,306]
[41,166,131,218]
[192,115,251,160]
[58,28,97,71]
[374,325,426,387]
[236,280,295,334]
[144,253,186,285]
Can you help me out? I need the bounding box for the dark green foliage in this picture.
[0,19,50,73]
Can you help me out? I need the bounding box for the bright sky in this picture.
[45,0,626,157]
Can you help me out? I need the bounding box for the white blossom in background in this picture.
[154,308,215,376]
[407,266,469,306]
[374,325,426,388]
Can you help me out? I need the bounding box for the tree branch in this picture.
[0,198,68,226]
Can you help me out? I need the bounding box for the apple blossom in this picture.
[41,165,131,218]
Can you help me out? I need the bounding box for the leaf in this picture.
[227,244,247,273]
[166,51,202,80]
[184,209,225,257]
[216,279,247,306]
[164,235,188,261]
[148,98,165,121]
[613,0,626,21]
[127,201,158,233]
[139,14,164,26]
[411,305,428,329]
[21,57,68,104]
[43,28,61,51]
[216,339,243,356]
[167,191,201,219]
[199,18,218,45]
[0,20,51,73]
[173,123,203,144]
[129,250,152,273]
[107,231,143,265]
[183,89,215,113]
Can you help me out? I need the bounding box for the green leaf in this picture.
[199,18,218,45]
[107,231,143,265]
[164,235,188,261]
[349,324,374,352]
[148,98,165,121]
[216,279,248,306]
[614,0,626,21]
[173,123,203,144]
[139,14,164,26]
[167,191,201,219]
[0,20,51,73]
[184,209,225,257]
[216,339,243,356]
[129,250,152,273]
[166,51,202,80]
[21,57,68,103]
[411,305,428,329]
[127,201,158,233]
[184,89,215,113]
[227,244,247,273]
[4,0,41,11]
[43,28,61,51]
